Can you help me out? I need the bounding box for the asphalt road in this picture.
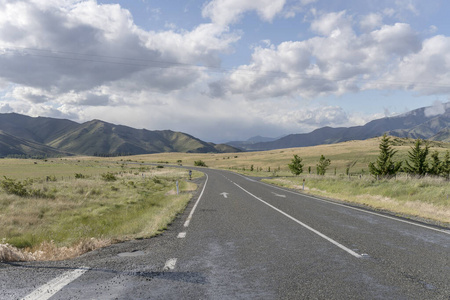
[1,168,449,299]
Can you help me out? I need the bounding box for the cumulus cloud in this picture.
[360,13,383,31]
[0,0,238,98]
[211,10,449,100]
[202,0,286,26]
[370,35,450,94]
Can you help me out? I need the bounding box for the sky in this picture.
[0,0,449,143]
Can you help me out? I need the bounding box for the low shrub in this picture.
[101,172,117,182]
[194,160,207,167]
[75,173,85,179]
[1,177,29,197]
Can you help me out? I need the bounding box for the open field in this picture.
[1,137,449,261]
[134,137,450,226]
[0,159,200,261]
[130,137,450,177]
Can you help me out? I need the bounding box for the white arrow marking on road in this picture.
[164,258,177,271]
[272,192,286,198]
[220,192,229,198]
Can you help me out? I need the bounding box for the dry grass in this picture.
[116,137,450,225]
[129,136,450,176]
[264,174,450,226]
[0,238,111,262]
[0,161,197,262]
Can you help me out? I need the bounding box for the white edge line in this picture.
[233,182,362,258]
[163,258,177,271]
[184,173,209,227]
[21,266,89,300]
[234,172,450,235]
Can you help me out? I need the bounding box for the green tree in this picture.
[368,134,402,179]
[441,151,450,180]
[404,139,429,176]
[288,155,304,176]
[316,155,331,175]
[428,151,442,176]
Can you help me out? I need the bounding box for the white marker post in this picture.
[176,181,179,195]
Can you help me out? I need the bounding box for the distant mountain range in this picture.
[0,113,240,157]
[1,103,448,157]
[226,103,450,151]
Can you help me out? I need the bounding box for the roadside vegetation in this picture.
[1,136,449,262]
[136,136,449,226]
[0,158,200,262]
[264,175,449,225]
[270,135,449,225]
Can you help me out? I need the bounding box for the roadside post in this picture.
[303,178,305,191]
[189,170,192,180]
[176,181,179,195]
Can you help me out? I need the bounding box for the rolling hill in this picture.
[0,114,240,157]
[228,103,450,151]
[0,130,71,157]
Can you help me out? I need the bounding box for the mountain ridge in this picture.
[227,103,450,151]
[0,114,241,157]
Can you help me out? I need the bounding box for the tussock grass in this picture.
[0,159,197,262]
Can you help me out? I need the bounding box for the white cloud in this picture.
[395,0,419,16]
[212,11,437,100]
[0,0,239,97]
[424,100,446,117]
[370,23,421,56]
[0,103,13,113]
[360,13,383,31]
[202,0,286,26]
[370,35,450,94]
[310,11,353,37]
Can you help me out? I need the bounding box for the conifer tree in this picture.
[441,151,450,180]
[288,155,303,176]
[316,155,331,175]
[404,139,429,176]
[368,134,402,178]
[429,151,442,176]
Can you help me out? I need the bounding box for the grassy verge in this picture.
[263,174,450,226]
[0,159,198,262]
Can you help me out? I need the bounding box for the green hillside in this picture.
[0,131,70,157]
[0,114,240,156]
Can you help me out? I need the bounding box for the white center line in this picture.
[259,180,450,235]
[21,266,89,300]
[233,182,363,258]
[184,173,208,227]
[177,232,187,238]
[163,258,177,271]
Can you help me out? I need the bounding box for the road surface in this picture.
[1,167,449,299]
